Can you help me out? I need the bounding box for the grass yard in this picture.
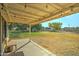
[9,31,43,39]
[9,31,79,56]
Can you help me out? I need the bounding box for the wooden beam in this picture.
[30,8,68,24]
[10,11,38,20]
[13,16,32,20]
[31,4,76,25]
[7,4,43,17]
[8,18,29,24]
[3,4,13,22]
[9,21,28,25]
[0,4,2,10]
[31,10,74,25]
[10,14,37,20]
[50,4,63,10]
[19,4,51,14]
[54,4,64,8]
[0,13,3,56]
[32,4,73,23]
[11,14,37,24]
[1,3,78,25]
[49,4,60,10]
[1,10,8,22]
[1,4,30,24]
[12,16,36,23]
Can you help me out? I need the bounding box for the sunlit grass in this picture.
[9,31,79,55]
[9,31,43,39]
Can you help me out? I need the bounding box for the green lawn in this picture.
[9,31,43,39]
[9,31,79,40]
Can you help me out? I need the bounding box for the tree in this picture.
[8,23,42,32]
[31,24,42,32]
[48,22,62,31]
[8,23,28,32]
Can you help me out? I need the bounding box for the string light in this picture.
[46,4,48,8]
[24,3,27,8]
[1,4,4,10]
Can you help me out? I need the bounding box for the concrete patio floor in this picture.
[14,39,56,56]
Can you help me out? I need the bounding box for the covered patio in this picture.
[5,39,55,56]
[0,3,79,56]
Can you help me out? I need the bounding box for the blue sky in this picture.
[41,13,79,28]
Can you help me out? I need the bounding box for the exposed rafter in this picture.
[11,16,32,24]
[9,19,29,24]
[49,4,60,10]
[10,13,38,20]
[23,4,51,14]
[7,5,43,17]
[54,4,64,8]
[1,10,8,22]
[31,4,77,25]
[12,15,31,20]
[9,9,40,19]
[1,4,12,22]
[1,3,79,25]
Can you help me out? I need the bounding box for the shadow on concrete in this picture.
[15,51,24,56]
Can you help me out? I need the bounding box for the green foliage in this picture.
[8,23,42,32]
[31,24,42,32]
[8,23,28,32]
[48,22,62,31]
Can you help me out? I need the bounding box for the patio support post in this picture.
[29,24,31,41]
[0,14,3,56]
[6,22,9,46]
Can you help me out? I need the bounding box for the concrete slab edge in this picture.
[31,40,56,56]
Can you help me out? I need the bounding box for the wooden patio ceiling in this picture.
[0,3,79,25]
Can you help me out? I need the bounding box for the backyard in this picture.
[9,31,79,56]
